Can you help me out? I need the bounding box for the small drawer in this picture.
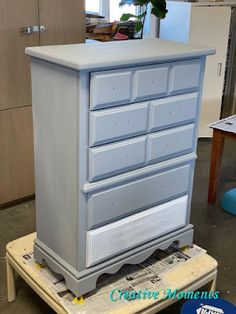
[89,136,146,182]
[86,195,188,266]
[87,163,191,228]
[149,93,198,131]
[169,60,201,95]
[132,65,169,101]
[90,70,132,110]
[147,124,195,163]
[89,102,149,146]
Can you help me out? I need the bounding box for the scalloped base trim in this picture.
[34,224,193,297]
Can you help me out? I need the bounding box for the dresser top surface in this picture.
[26,39,215,71]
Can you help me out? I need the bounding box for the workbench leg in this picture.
[208,129,225,204]
[6,255,16,302]
[207,273,217,293]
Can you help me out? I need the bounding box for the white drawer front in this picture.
[90,70,132,110]
[89,137,146,182]
[89,102,149,146]
[149,93,198,131]
[86,195,188,267]
[169,60,201,94]
[87,164,191,228]
[147,124,195,163]
[132,65,169,101]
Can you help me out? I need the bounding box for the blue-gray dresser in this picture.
[26,39,215,296]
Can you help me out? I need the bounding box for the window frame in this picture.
[99,0,110,19]
[87,0,139,21]
[86,0,156,37]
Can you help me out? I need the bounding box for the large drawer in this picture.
[147,124,194,163]
[87,164,191,228]
[86,195,188,267]
[89,102,149,146]
[90,60,201,110]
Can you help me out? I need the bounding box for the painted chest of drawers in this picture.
[26,39,214,296]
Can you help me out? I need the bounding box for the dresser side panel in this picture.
[76,71,90,270]
[31,59,78,268]
[186,56,206,223]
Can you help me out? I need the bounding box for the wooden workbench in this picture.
[6,233,217,314]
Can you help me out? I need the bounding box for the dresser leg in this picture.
[208,129,224,204]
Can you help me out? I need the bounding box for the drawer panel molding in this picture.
[169,60,201,95]
[89,136,147,182]
[86,195,188,267]
[132,65,169,101]
[149,92,198,132]
[89,102,149,146]
[90,70,132,110]
[147,124,195,163]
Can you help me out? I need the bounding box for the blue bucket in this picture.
[221,188,236,216]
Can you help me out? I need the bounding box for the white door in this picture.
[190,6,231,137]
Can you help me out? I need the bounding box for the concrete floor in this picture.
[0,139,236,313]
